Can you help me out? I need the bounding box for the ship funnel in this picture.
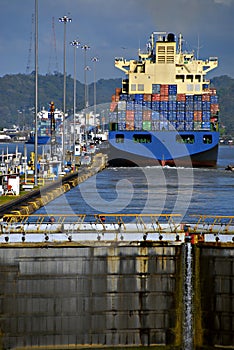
[167,33,175,42]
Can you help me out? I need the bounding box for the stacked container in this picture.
[109,85,219,132]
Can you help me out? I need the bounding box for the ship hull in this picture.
[108,130,219,167]
[26,136,50,145]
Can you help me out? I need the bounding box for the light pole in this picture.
[70,40,80,160]
[81,44,90,145]
[91,57,99,139]
[34,0,38,185]
[59,15,72,168]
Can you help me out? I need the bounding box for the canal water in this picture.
[34,145,234,220]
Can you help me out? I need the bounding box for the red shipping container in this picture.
[115,87,122,95]
[126,110,134,118]
[143,94,152,101]
[202,94,210,101]
[152,94,160,101]
[126,122,134,130]
[177,93,186,101]
[193,111,202,122]
[210,104,219,113]
[160,95,169,101]
[110,102,118,112]
[143,110,152,120]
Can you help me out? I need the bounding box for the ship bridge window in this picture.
[176,134,195,144]
[131,84,136,91]
[203,135,212,144]
[195,75,201,82]
[186,75,193,82]
[133,134,152,143]
[115,134,124,143]
[138,84,144,91]
[176,75,185,82]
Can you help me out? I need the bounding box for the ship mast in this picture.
[178,33,183,54]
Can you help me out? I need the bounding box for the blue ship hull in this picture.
[26,136,50,145]
[108,130,219,167]
[26,135,62,145]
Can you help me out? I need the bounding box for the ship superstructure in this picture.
[115,32,218,95]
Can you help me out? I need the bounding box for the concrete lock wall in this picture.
[0,244,183,349]
[194,245,234,349]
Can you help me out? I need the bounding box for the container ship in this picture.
[108,32,219,167]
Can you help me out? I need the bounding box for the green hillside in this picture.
[0,73,233,136]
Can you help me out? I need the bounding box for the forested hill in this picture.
[0,72,233,136]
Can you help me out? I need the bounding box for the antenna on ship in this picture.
[178,33,183,54]
[196,34,203,59]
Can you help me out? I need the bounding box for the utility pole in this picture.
[70,40,81,160]
[59,15,72,169]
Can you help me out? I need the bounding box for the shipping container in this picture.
[202,101,211,111]
[152,93,160,101]
[134,94,144,101]
[168,110,177,121]
[177,101,185,111]
[194,122,202,130]
[160,121,169,130]
[142,121,152,130]
[160,110,168,121]
[118,122,126,130]
[160,101,169,111]
[160,95,169,101]
[185,111,194,121]
[168,84,177,95]
[202,94,210,102]
[202,122,211,130]
[110,102,118,112]
[193,111,202,122]
[151,120,160,131]
[176,111,185,122]
[117,101,126,111]
[143,94,152,101]
[177,93,186,101]
[168,101,177,110]
[202,111,211,122]
[151,111,160,120]
[152,84,161,94]
[143,110,152,121]
[176,122,185,131]
[152,101,160,111]
[185,122,194,131]
[126,122,135,130]
[109,112,118,122]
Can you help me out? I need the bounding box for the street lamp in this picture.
[81,44,90,144]
[81,44,90,108]
[59,15,72,168]
[70,39,80,160]
[91,57,99,138]
[34,0,38,185]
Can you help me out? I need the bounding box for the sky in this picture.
[0,0,234,83]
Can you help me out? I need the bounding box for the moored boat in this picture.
[26,105,62,145]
